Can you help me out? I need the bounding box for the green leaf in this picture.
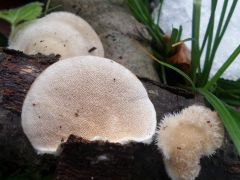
[198,88,240,155]
[0,2,43,26]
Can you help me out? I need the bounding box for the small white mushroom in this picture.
[21,56,156,154]
[9,12,104,59]
[156,105,224,180]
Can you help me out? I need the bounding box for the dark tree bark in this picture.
[0,48,59,113]
[0,48,59,179]
[0,48,240,180]
[55,134,240,180]
[55,135,169,180]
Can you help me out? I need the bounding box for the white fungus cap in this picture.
[21,56,156,154]
[9,12,104,59]
[156,105,224,180]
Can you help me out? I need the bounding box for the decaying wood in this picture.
[55,135,169,180]
[0,48,59,113]
[0,48,59,179]
[55,135,240,180]
[0,49,240,179]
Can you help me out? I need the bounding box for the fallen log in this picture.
[0,48,239,179]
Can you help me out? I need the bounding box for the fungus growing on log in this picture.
[9,12,104,59]
[156,105,224,180]
[21,56,156,154]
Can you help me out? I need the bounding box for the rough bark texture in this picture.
[0,48,240,179]
[55,135,240,180]
[51,0,160,82]
[0,48,58,179]
[55,135,169,180]
[0,48,59,113]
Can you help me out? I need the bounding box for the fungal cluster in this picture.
[16,11,224,180]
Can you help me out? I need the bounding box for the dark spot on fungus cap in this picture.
[75,112,79,117]
[88,47,97,53]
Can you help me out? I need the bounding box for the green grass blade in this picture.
[200,0,217,55]
[205,45,240,89]
[127,0,152,24]
[191,0,202,83]
[171,38,192,47]
[217,79,240,88]
[165,28,179,55]
[127,0,164,47]
[198,88,240,154]
[157,0,164,24]
[201,0,238,84]
[219,97,240,106]
[214,79,240,107]
[199,0,217,86]
[200,0,227,85]
[218,0,238,40]
[177,25,183,42]
[140,46,195,88]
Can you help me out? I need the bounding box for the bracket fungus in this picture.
[21,56,156,154]
[156,105,224,180]
[9,12,104,59]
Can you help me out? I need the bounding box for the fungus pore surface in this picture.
[9,11,104,59]
[156,105,224,180]
[21,56,156,154]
